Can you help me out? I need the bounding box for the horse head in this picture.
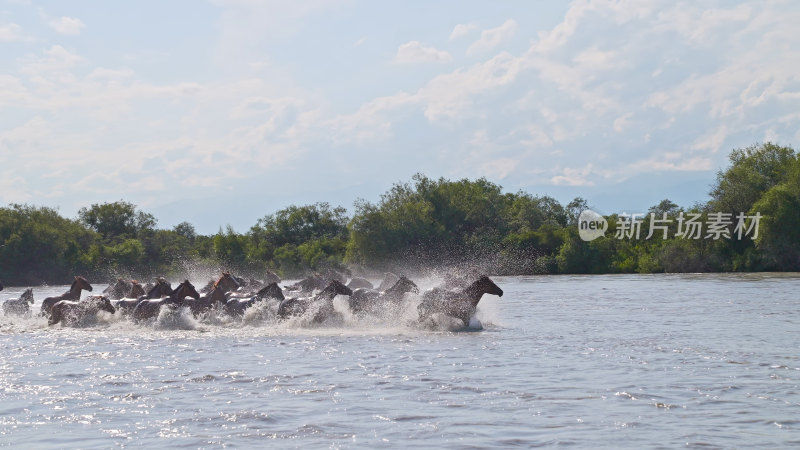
[320,279,353,298]
[127,281,145,298]
[388,275,419,295]
[173,280,200,301]
[146,277,172,298]
[95,296,116,314]
[471,275,503,297]
[214,272,241,293]
[256,282,285,301]
[21,288,34,303]
[74,276,93,292]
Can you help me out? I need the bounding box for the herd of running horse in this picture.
[0,270,504,328]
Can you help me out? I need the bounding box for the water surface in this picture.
[1,273,799,448]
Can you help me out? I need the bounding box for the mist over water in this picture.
[1,274,799,447]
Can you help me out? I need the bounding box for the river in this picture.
[1,273,799,448]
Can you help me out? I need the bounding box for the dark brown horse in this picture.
[215,273,241,293]
[225,282,285,317]
[284,274,327,295]
[143,277,173,299]
[102,278,134,300]
[132,280,200,322]
[113,281,148,314]
[41,276,93,317]
[2,288,34,316]
[277,279,352,323]
[182,273,241,316]
[348,276,418,315]
[199,272,241,294]
[417,275,503,326]
[49,295,116,326]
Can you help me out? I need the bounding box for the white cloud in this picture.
[449,23,478,40]
[48,16,85,35]
[613,113,633,132]
[3,0,800,227]
[654,4,752,44]
[394,41,452,64]
[572,48,624,71]
[467,19,517,55]
[551,164,596,186]
[691,125,728,153]
[420,51,522,122]
[328,92,416,144]
[623,155,713,174]
[0,23,25,42]
[0,175,32,203]
[19,45,83,76]
[481,157,519,179]
[88,67,135,80]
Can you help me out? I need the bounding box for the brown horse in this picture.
[284,274,327,295]
[41,276,93,317]
[181,273,241,316]
[102,278,134,300]
[215,273,241,293]
[143,277,173,299]
[2,288,34,316]
[348,276,418,315]
[132,280,200,321]
[277,280,352,323]
[417,275,503,326]
[49,295,116,326]
[225,282,285,317]
[113,281,148,314]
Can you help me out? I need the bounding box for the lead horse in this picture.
[41,276,93,318]
[417,275,503,326]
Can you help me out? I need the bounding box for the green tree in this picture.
[751,157,800,270]
[78,200,157,243]
[0,204,97,284]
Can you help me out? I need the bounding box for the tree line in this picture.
[0,142,797,285]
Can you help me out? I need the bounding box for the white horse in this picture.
[2,288,34,316]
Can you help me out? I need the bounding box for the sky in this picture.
[1,0,799,234]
